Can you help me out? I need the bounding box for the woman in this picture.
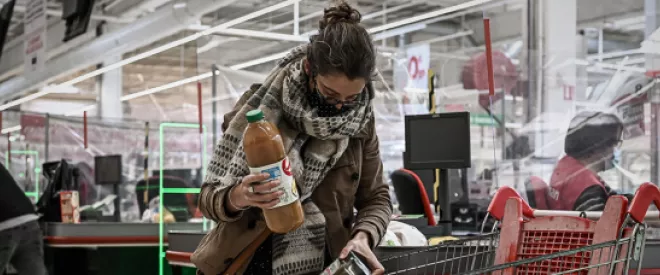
[193,2,391,275]
[547,111,626,211]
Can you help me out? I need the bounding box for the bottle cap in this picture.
[246,109,264,123]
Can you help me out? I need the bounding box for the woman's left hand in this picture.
[340,231,384,275]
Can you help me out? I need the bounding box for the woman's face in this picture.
[314,73,365,110]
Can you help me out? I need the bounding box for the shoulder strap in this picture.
[223,228,272,275]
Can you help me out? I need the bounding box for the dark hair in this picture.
[306,1,375,80]
[564,111,624,159]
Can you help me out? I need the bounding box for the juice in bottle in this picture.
[243,109,304,233]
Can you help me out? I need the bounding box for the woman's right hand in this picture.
[227,173,283,212]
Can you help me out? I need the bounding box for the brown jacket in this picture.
[192,103,392,274]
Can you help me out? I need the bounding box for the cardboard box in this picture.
[60,191,80,224]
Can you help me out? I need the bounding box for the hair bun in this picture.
[319,1,361,30]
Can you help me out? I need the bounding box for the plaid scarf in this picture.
[204,45,374,275]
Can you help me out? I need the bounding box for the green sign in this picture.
[470,114,501,126]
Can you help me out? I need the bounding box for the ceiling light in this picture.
[41,85,79,94]
[121,72,212,101]
[1,125,21,134]
[230,51,289,70]
[368,0,492,34]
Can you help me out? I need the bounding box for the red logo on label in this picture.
[282,158,292,176]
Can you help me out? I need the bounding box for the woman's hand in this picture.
[227,173,283,212]
[340,231,384,275]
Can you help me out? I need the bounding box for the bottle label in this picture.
[248,157,298,209]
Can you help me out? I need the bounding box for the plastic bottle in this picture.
[243,109,304,233]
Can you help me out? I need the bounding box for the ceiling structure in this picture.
[0,0,650,145]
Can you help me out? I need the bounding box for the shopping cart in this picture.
[379,183,660,275]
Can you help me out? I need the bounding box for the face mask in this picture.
[307,90,346,117]
[602,147,621,171]
[307,74,353,117]
[612,147,622,166]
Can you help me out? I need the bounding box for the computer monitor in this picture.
[404,112,471,170]
[62,0,95,41]
[94,155,122,185]
[0,0,15,61]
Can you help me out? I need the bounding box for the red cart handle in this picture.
[487,186,534,221]
[628,182,660,223]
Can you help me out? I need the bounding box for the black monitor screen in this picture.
[405,112,471,169]
[0,0,15,61]
[94,155,122,185]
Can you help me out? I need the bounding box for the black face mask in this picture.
[306,73,353,117]
[307,89,347,117]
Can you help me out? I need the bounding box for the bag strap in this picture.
[223,227,272,275]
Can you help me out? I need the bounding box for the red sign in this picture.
[408,56,425,80]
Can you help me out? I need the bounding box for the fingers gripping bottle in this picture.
[243,109,304,233]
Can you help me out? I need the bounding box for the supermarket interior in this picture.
[3,0,660,274]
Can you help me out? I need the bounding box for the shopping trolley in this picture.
[379,183,660,275]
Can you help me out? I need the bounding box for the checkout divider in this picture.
[158,122,210,275]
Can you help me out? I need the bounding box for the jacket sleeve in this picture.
[198,110,244,223]
[351,121,392,248]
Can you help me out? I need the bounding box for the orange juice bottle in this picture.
[243,109,304,233]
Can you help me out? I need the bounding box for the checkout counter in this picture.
[35,158,206,275]
[43,221,206,275]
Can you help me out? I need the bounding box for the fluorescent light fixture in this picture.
[121,72,213,101]
[41,84,79,94]
[187,24,210,31]
[0,0,302,111]
[230,51,289,70]
[587,48,641,60]
[368,0,491,34]
[593,61,646,73]
[208,28,309,42]
[1,125,21,134]
[67,72,213,116]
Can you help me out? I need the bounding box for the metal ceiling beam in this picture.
[225,0,492,70]
[187,26,309,42]
[368,0,492,33]
[196,1,423,54]
[12,5,134,23]
[120,0,173,19]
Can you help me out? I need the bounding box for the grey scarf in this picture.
[204,45,374,275]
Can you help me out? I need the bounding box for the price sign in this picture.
[405,44,430,89]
